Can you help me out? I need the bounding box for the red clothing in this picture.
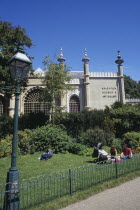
[122,148,132,156]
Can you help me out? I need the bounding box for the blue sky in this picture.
[1,0,140,81]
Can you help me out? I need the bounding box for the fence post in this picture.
[115,158,118,179]
[69,169,72,195]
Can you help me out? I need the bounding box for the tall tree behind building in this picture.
[124,75,140,98]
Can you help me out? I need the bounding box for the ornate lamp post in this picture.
[6,45,32,209]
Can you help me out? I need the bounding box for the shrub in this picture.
[129,140,139,149]
[102,146,110,154]
[68,143,87,154]
[18,130,35,155]
[0,115,13,139]
[0,130,35,158]
[19,112,49,130]
[29,124,74,153]
[110,104,140,138]
[0,135,12,158]
[104,131,115,146]
[123,132,140,149]
[53,109,105,138]
[78,127,106,147]
[111,102,123,109]
[111,138,122,153]
[78,147,93,156]
[103,116,115,146]
[132,148,139,154]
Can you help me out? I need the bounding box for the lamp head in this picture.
[8,45,32,85]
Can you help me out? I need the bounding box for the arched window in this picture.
[69,96,80,112]
[24,89,49,114]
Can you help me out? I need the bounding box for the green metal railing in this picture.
[0,153,140,209]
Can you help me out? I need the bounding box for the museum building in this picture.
[0,49,128,117]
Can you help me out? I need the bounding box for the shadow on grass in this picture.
[86,159,98,164]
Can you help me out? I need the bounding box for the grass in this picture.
[0,152,97,209]
[0,153,140,209]
[30,171,140,210]
[0,152,94,184]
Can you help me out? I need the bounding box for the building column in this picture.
[9,95,15,117]
[82,49,90,109]
[57,48,66,110]
[115,50,125,104]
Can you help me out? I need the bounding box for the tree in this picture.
[123,132,140,149]
[124,75,140,98]
[78,127,106,147]
[110,104,140,138]
[0,20,33,88]
[42,56,72,117]
[0,20,33,115]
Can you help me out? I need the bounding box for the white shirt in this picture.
[99,149,108,156]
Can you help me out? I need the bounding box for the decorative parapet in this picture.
[90,72,118,77]
[125,98,140,104]
[29,70,119,79]
[69,78,81,84]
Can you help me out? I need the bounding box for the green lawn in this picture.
[0,152,94,184]
[1,153,140,210]
[30,171,140,210]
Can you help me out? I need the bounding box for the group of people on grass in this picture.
[38,143,133,163]
[94,143,132,162]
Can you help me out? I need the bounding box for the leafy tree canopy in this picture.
[42,56,72,113]
[124,75,140,98]
[0,20,33,88]
[109,103,140,137]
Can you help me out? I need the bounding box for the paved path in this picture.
[61,177,140,210]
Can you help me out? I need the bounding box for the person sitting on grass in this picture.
[121,144,132,160]
[39,148,53,161]
[110,146,117,159]
[109,146,122,162]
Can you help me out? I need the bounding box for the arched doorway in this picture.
[69,95,80,112]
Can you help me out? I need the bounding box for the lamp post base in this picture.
[5,169,20,210]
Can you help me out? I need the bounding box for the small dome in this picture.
[34,67,45,76]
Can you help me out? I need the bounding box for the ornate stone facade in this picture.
[0,49,127,116]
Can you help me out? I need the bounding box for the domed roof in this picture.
[34,67,45,76]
